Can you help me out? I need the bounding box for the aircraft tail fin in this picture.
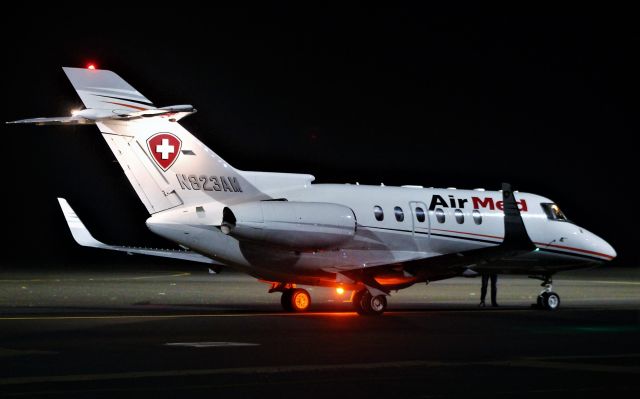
[10,67,269,216]
[78,68,267,214]
[62,67,155,111]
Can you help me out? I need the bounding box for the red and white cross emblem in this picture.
[147,133,182,171]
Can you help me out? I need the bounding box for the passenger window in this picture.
[472,210,482,225]
[415,207,425,223]
[374,206,384,221]
[435,208,445,223]
[394,206,404,222]
[455,209,464,224]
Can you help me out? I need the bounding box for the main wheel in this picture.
[281,288,311,312]
[539,292,560,310]
[353,290,367,315]
[353,290,387,316]
[368,294,387,315]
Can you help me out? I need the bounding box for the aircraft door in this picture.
[409,201,430,252]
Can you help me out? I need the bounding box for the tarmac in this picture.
[1,265,639,398]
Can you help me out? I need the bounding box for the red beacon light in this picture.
[87,64,96,70]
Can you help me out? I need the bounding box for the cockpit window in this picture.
[541,203,568,222]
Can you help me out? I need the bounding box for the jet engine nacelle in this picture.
[221,201,356,250]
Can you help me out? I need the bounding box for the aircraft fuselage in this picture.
[146,184,615,288]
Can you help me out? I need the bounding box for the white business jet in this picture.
[9,66,616,315]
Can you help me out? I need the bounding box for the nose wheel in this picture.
[353,289,388,315]
[531,275,561,310]
[538,291,561,310]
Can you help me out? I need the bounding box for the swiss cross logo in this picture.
[147,133,182,171]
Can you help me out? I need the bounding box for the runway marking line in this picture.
[526,353,640,360]
[165,342,259,348]
[0,312,359,321]
[580,280,640,286]
[0,272,191,283]
[508,359,640,375]
[1,354,639,386]
[0,360,445,385]
[0,308,557,321]
[0,306,635,321]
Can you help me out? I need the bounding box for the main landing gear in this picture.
[352,289,388,315]
[281,288,311,312]
[269,283,312,313]
[269,283,389,315]
[531,275,561,311]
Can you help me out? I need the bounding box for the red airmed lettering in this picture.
[471,197,528,212]
[429,194,528,212]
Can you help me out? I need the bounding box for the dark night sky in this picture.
[3,8,639,267]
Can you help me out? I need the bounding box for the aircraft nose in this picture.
[599,237,617,261]
[583,229,616,262]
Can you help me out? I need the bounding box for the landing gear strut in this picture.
[530,275,561,311]
[352,289,388,315]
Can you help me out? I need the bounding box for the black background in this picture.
[3,7,638,267]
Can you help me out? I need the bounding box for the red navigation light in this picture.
[87,64,96,70]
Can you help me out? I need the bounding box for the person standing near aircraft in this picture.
[479,273,498,307]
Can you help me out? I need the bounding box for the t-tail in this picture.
[8,67,275,215]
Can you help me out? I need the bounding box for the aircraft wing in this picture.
[401,242,533,280]
[58,198,220,265]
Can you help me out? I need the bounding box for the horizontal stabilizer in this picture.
[7,105,196,125]
[57,198,219,265]
[6,116,95,126]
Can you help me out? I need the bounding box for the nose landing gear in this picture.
[531,275,561,310]
[539,291,561,310]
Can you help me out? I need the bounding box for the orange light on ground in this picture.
[336,287,345,295]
